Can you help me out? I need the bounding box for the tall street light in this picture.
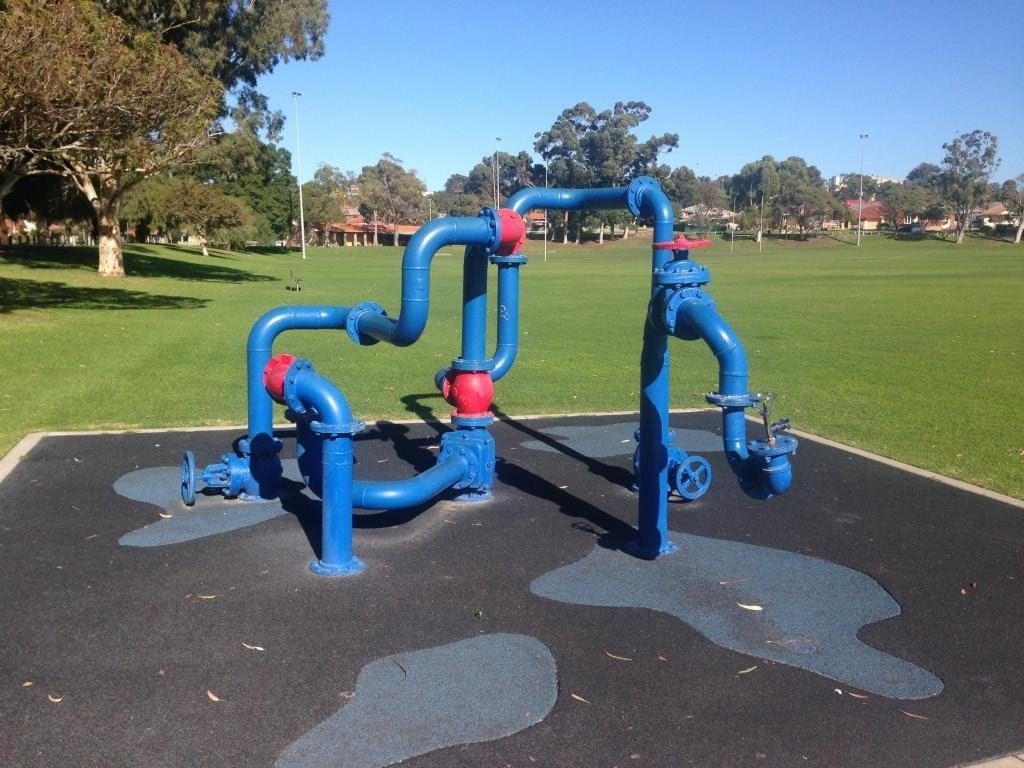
[856,133,869,248]
[292,91,307,260]
[543,157,549,262]
[494,137,501,208]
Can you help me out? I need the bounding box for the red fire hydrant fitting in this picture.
[442,371,494,418]
[263,353,297,404]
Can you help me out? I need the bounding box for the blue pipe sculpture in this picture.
[181,176,796,575]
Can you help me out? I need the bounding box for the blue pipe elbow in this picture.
[351,215,499,347]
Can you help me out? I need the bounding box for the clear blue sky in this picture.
[258,0,1023,192]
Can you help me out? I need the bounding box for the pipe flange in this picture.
[626,176,656,217]
[748,434,799,458]
[476,207,502,254]
[655,259,711,287]
[345,301,388,346]
[282,358,314,413]
[310,418,365,437]
[490,253,528,265]
[450,356,495,372]
[705,392,757,408]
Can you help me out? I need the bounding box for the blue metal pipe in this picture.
[677,298,750,461]
[490,257,524,381]
[352,457,469,510]
[284,362,363,575]
[245,306,351,444]
[632,178,679,557]
[507,186,630,216]
[351,216,498,347]
[460,245,490,367]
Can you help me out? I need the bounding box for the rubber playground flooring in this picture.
[1,410,1022,768]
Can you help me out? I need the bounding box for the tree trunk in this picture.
[1014,220,1023,244]
[562,211,568,245]
[97,205,124,276]
[598,223,605,245]
[73,171,125,276]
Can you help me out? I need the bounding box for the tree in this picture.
[188,128,297,241]
[776,156,834,237]
[357,154,427,246]
[102,0,329,134]
[1001,175,1024,244]
[728,156,781,230]
[0,0,223,275]
[939,130,1000,244]
[534,101,677,244]
[879,182,939,231]
[302,163,356,244]
[166,177,255,254]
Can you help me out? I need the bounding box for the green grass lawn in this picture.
[1,233,1022,499]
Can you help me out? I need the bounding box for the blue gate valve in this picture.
[746,392,798,496]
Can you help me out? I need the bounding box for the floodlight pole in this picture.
[543,158,548,262]
[857,133,869,248]
[293,91,307,260]
[494,137,502,209]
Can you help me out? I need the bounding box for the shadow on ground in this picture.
[0,277,208,312]
[0,245,277,283]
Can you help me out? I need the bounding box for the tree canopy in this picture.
[0,0,224,274]
[940,130,1000,243]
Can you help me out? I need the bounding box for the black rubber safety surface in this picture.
[1,410,1022,768]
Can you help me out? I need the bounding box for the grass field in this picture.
[1,232,1022,499]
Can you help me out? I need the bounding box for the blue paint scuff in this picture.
[276,633,557,768]
[531,531,943,699]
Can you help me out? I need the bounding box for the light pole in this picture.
[494,137,501,208]
[857,133,869,247]
[543,157,549,262]
[292,91,307,260]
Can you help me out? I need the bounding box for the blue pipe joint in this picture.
[653,286,714,340]
[654,257,711,289]
[345,301,388,346]
[438,427,495,501]
[745,434,798,497]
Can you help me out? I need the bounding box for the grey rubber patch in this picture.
[114,461,302,547]
[276,633,557,768]
[519,422,722,457]
[531,531,943,700]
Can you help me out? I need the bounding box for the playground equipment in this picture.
[180,176,797,575]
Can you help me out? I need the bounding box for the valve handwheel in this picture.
[673,456,712,500]
[181,450,197,506]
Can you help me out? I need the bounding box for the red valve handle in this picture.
[653,236,712,250]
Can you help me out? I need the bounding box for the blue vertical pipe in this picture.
[286,364,362,575]
[508,177,679,555]
[459,244,491,367]
[634,179,679,557]
[490,256,525,381]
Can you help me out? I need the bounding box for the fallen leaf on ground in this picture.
[241,642,265,652]
[847,692,869,700]
[719,578,751,585]
[196,594,219,600]
[48,694,64,703]
[900,710,930,721]
[736,603,763,611]
[21,681,34,688]
[206,690,222,702]
[158,512,173,519]
[737,666,758,675]
[570,693,590,704]
[603,651,633,662]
